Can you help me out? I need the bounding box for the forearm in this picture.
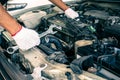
[49,0,69,11]
[0,4,21,35]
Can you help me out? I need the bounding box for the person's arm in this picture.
[0,4,21,35]
[49,0,79,19]
[49,0,69,11]
[0,4,40,50]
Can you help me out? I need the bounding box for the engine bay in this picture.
[0,0,120,80]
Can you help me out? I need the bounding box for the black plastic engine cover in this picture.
[104,24,120,42]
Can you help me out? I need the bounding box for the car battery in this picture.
[45,13,97,43]
[45,13,76,44]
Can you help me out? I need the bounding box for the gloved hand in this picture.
[12,26,40,51]
[65,8,79,19]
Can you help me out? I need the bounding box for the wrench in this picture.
[7,46,19,54]
[39,24,61,38]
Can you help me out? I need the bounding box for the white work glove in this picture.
[12,27,40,51]
[65,8,79,19]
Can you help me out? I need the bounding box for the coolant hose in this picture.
[41,35,63,51]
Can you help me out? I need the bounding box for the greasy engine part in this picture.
[104,17,120,42]
[106,16,120,26]
[19,59,33,74]
[19,48,106,80]
[9,52,34,74]
[1,31,16,49]
[11,52,24,63]
[70,55,95,74]
[40,35,63,52]
[38,44,56,55]
[46,51,70,64]
[38,44,72,64]
[0,51,32,80]
[76,37,120,77]
[75,40,93,54]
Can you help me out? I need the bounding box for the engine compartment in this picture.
[0,0,120,80]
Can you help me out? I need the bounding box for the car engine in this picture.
[0,0,120,80]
